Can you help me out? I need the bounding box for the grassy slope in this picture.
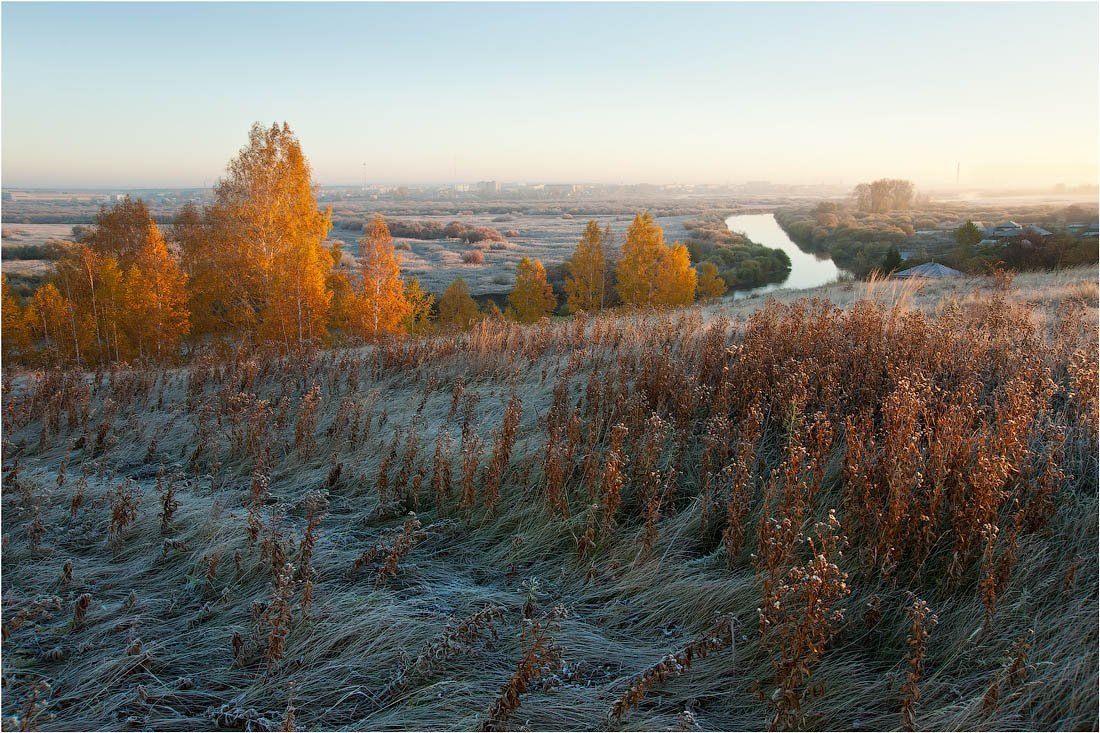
[2,267,1097,731]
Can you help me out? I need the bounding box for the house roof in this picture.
[894,262,964,279]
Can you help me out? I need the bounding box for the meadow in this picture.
[2,266,1096,731]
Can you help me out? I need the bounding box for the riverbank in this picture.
[684,211,791,290]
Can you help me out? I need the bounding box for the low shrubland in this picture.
[776,202,1099,278]
[2,269,1096,730]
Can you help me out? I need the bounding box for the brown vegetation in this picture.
[1,267,1096,729]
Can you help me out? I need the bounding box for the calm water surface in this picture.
[724,213,848,299]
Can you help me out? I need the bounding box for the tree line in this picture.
[2,123,727,367]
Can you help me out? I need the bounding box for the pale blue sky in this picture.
[3,2,1097,188]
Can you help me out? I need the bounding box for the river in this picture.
[724,213,848,299]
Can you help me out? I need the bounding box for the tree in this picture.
[955,220,983,261]
[616,212,697,307]
[27,283,88,365]
[2,276,32,361]
[53,244,130,363]
[82,196,155,270]
[204,122,333,349]
[123,223,190,362]
[615,212,666,306]
[852,179,916,213]
[322,240,355,335]
[438,278,481,330]
[563,220,607,313]
[696,262,728,300]
[351,215,411,340]
[654,242,698,306]
[401,278,434,335]
[879,246,903,274]
[507,257,556,323]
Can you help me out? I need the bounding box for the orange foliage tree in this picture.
[351,215,411,340]
[26,283,89,366]
[81,196,155,270]
[401,278,435,335]
[123,223,190,362]
[508,257,556,323]
[1,276,32,361]
[203,122,333,349]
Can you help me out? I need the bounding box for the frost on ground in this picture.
[2,268,1097,731]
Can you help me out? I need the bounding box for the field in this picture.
[2,265,1096,731]
[329,214,694,296]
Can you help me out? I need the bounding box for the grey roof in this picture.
[894,262,964,279]
[1026,225,1053,237]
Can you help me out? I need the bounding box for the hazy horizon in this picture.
[3,2,1098,189]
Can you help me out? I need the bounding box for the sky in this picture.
[2,2,1097,189]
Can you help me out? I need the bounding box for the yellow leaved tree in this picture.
[615,212,696,307]
[507,257,556,323]
[438,278,481,331]
[563,220,607,313]
[696,261,728,301]
[203,122,333,349]
[1,276,32,361]
[402,278,435,335]
[123,223,190,362]
[351,215,411,340]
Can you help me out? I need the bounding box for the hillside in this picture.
[2,267,1097,731]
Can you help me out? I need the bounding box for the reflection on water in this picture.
[725,213,848,299]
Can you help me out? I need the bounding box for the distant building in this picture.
[477,180,500,195]
[894,262,963,280]
[987,221,1024,238]
[980,221,1053,242]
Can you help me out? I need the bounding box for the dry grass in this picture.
[1,267,1097,731]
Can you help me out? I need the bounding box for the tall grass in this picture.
[1,272,1096,730]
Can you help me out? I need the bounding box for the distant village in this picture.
[916,219,1098,244]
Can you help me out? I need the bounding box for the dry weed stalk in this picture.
[483,393,522,514]
[899,596,938,731]
[431,430,454,508]
[108,480,140,546]
[298,491,328,619]
[982,628,1034,712]
[380,605,506,701]
[158,467,180,533]
[599,424,628,533]
[72,593,92,630]
[759,511,849,731]
[609,614,734,723]
[264,562,297,669]
[294,385,321,456]
[480,607,566,731]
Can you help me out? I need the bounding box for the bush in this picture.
[1,240,71,261]
[462,249,485,265]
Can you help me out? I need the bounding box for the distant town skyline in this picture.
[3,2,1097,189]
